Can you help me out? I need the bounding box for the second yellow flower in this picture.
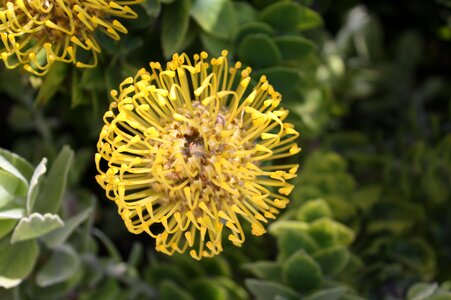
[0,0,143,75]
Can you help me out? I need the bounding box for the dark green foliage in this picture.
[283,250,323,292]
[258,2,322,33]
[161,0,192,58]
[245,279,299,300]
[160,281,194,300]
[237,34,282,68]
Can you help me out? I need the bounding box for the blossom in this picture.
[0,0,142,75]
[95,50,301,260]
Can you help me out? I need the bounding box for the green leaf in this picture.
[141,0,161,17]
[360,17,384,62]
[259,2,322,33]
[304,287,347,300]
[312,246,350,276]
[269,220,309,235]
[237,34,282,68]
[26,158,47,214]
[368,198,427,234]
[189,278,228,300]
[422,168,448,204]
[0,148,33,182]
[11,212,64,243]
[407,283,438,300]
[277,228,319,260]
[34,146,74,214]
[160,280,194,300]
[0,170,21,208]
[340,294,367,300]
[234,2,256,24]
[392,238,436,275]
[71,69,84,108]
[73,190,98,252]
[79,67,105,91]
[97,34,143,56]
[245,279,299,300]
[36,245,81,287]
[283,250,322,292]
[350,185,381,212]
[440,281,451,290]
[200,256,232,277]
[123,4,154,29]
[82,257,103,288]
[191,0,238,39]
[0,238,39,288]
[161,0,192,58]
[41,207,93,248]
[295,0,314,5]
[253,67,304,95]
[0,208,24,220]
[92,228,122,263]
[209,277,249,300]
[341,253,364,276]
[242,261,282,282]
[308,218,355,248]
[36,62,69,104]
[170,254,205,278]
[274,36,317,60]
[0,149,31,197]
[303,151,348,173]
[325,197,357,220]
[254,0,287,9]
[127,242,143,267]
[0,219,17,239]
[104,62,124,95]
[68,148,94,186]
[429,294,451,300]
[0,68,26,100]
[146,263,188,286]
[296,199,332,222]
[296,7,323,31]
[234,21,275,45]
[200,32,233,57]
[79,279,119,300]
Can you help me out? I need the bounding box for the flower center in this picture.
[150,101,253,214]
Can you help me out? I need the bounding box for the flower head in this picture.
[0,0,142,75]
[95,51,300,260]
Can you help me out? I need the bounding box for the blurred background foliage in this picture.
[0,0,450,299]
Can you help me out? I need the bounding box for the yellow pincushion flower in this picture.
[95,51,301,260]
[0,0,143,75]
